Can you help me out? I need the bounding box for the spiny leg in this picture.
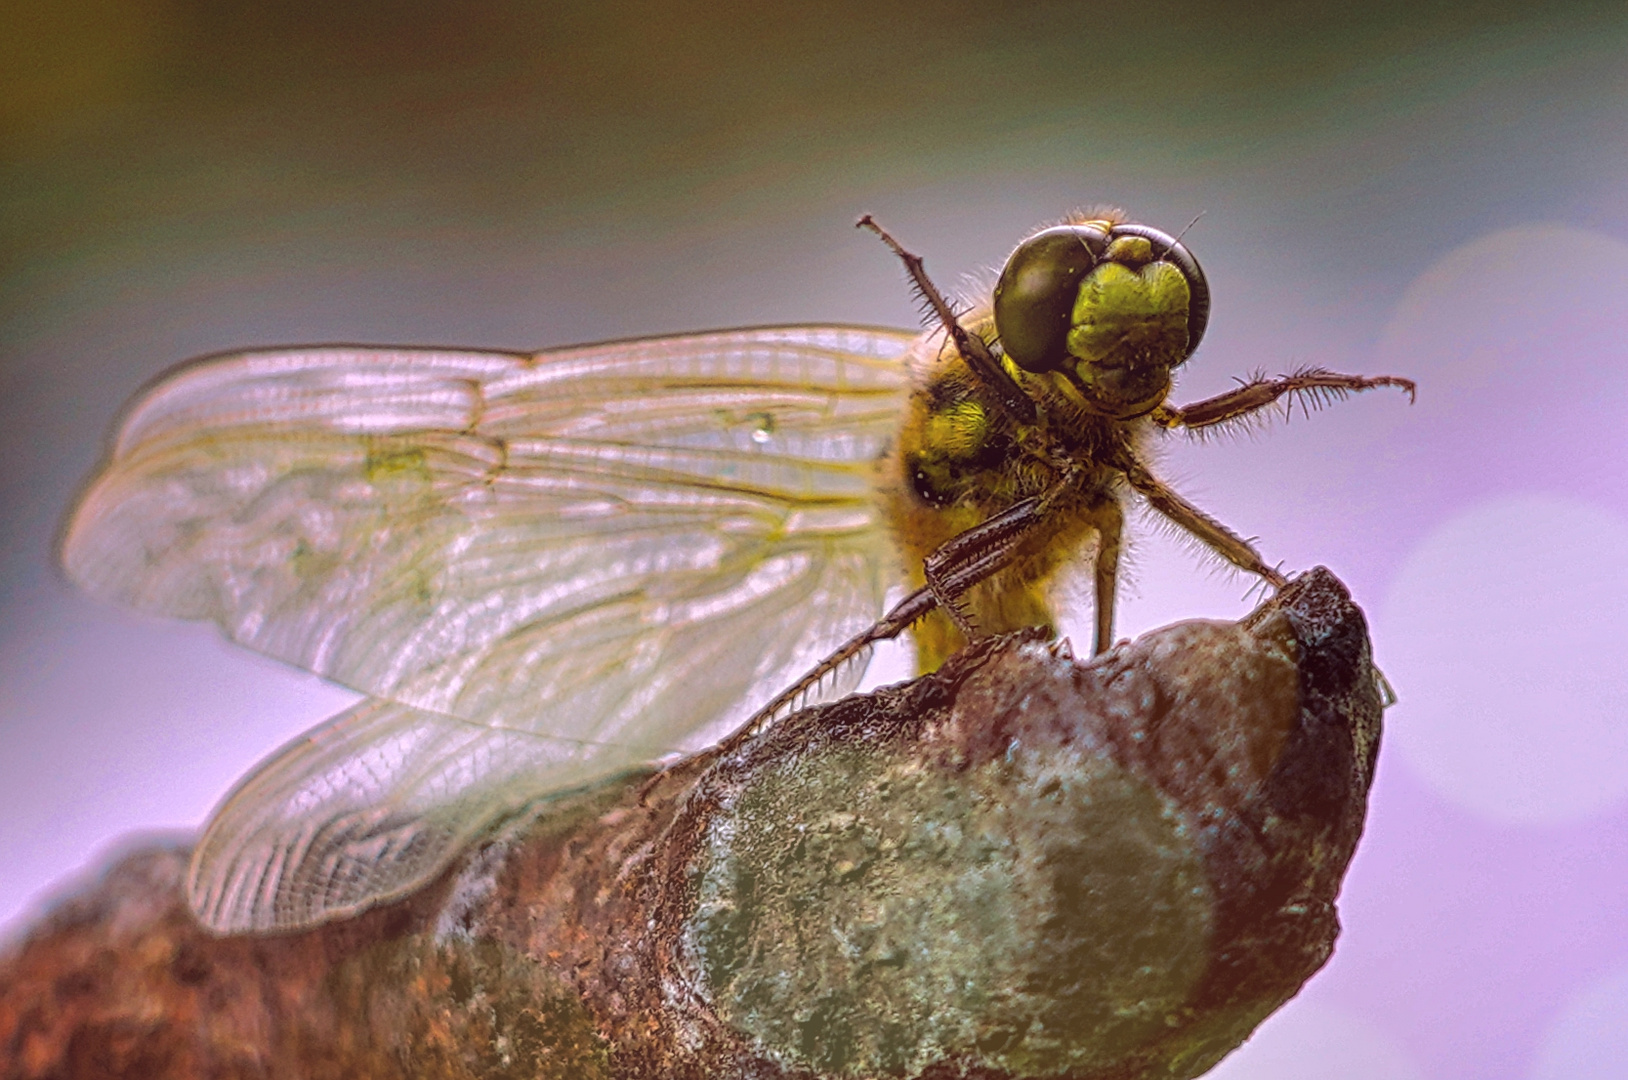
[921,493,1054,641]
[1150,368,1415,431]
[1116,454,1288,589]
[719,484,1073,755]
[857,214,1037,426]
[1091,497,1124,656]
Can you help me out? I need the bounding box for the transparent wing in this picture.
[187,697,644,933]
[63,325,915,931]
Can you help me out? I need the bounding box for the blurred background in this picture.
[4,1,1627,1075]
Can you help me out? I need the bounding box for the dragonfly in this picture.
[61,211,1413,935]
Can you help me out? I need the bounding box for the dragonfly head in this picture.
[993,219,1210,419]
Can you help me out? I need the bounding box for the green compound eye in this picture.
[1065,261,1193,365]
[993,222,1210,373]
[1108,223,1209,359]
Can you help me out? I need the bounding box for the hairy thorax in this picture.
[877,322,1147,671]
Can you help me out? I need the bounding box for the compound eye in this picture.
[993,224,1109,372]
[1107,223,1210,359]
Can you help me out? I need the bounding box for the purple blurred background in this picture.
[3,2,1627,1075]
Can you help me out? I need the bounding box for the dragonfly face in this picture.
[61,215,1413,934]
[993,219,1208,420]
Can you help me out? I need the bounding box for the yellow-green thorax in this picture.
[877,319,1136,673]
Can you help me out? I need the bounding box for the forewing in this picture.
[63,325,915,930]
[65,325,910,736]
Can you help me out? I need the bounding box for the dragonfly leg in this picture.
[721,481,1075,754]
[1117,456,1287,589]
[921,494,1049,641]
[712,586,932,757]
[1150,368,1415,431]
[857,215,1037,426]
[1092,497,1123,655]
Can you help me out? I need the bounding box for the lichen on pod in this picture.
[652,566,1381,1078]
[0,568,1382,1080]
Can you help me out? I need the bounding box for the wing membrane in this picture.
[64,325,914,930]
[187,698,648,934]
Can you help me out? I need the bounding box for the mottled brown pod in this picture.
[0,567,1381,1079]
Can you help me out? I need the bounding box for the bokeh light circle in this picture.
[1371,225,1628,519]
[1530,965,1628,1080]
[1379,494,1628,824]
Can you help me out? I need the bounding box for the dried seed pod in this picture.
[0,568,1381,1080]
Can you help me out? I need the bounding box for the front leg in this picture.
[920,494,1053,641]
[1117,455,1288,589]
[1150,368,1415,431]
[921,482,1124,656]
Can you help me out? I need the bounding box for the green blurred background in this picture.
[5,2,1628,1077]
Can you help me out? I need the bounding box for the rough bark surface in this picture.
[0,567,1382,1080]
